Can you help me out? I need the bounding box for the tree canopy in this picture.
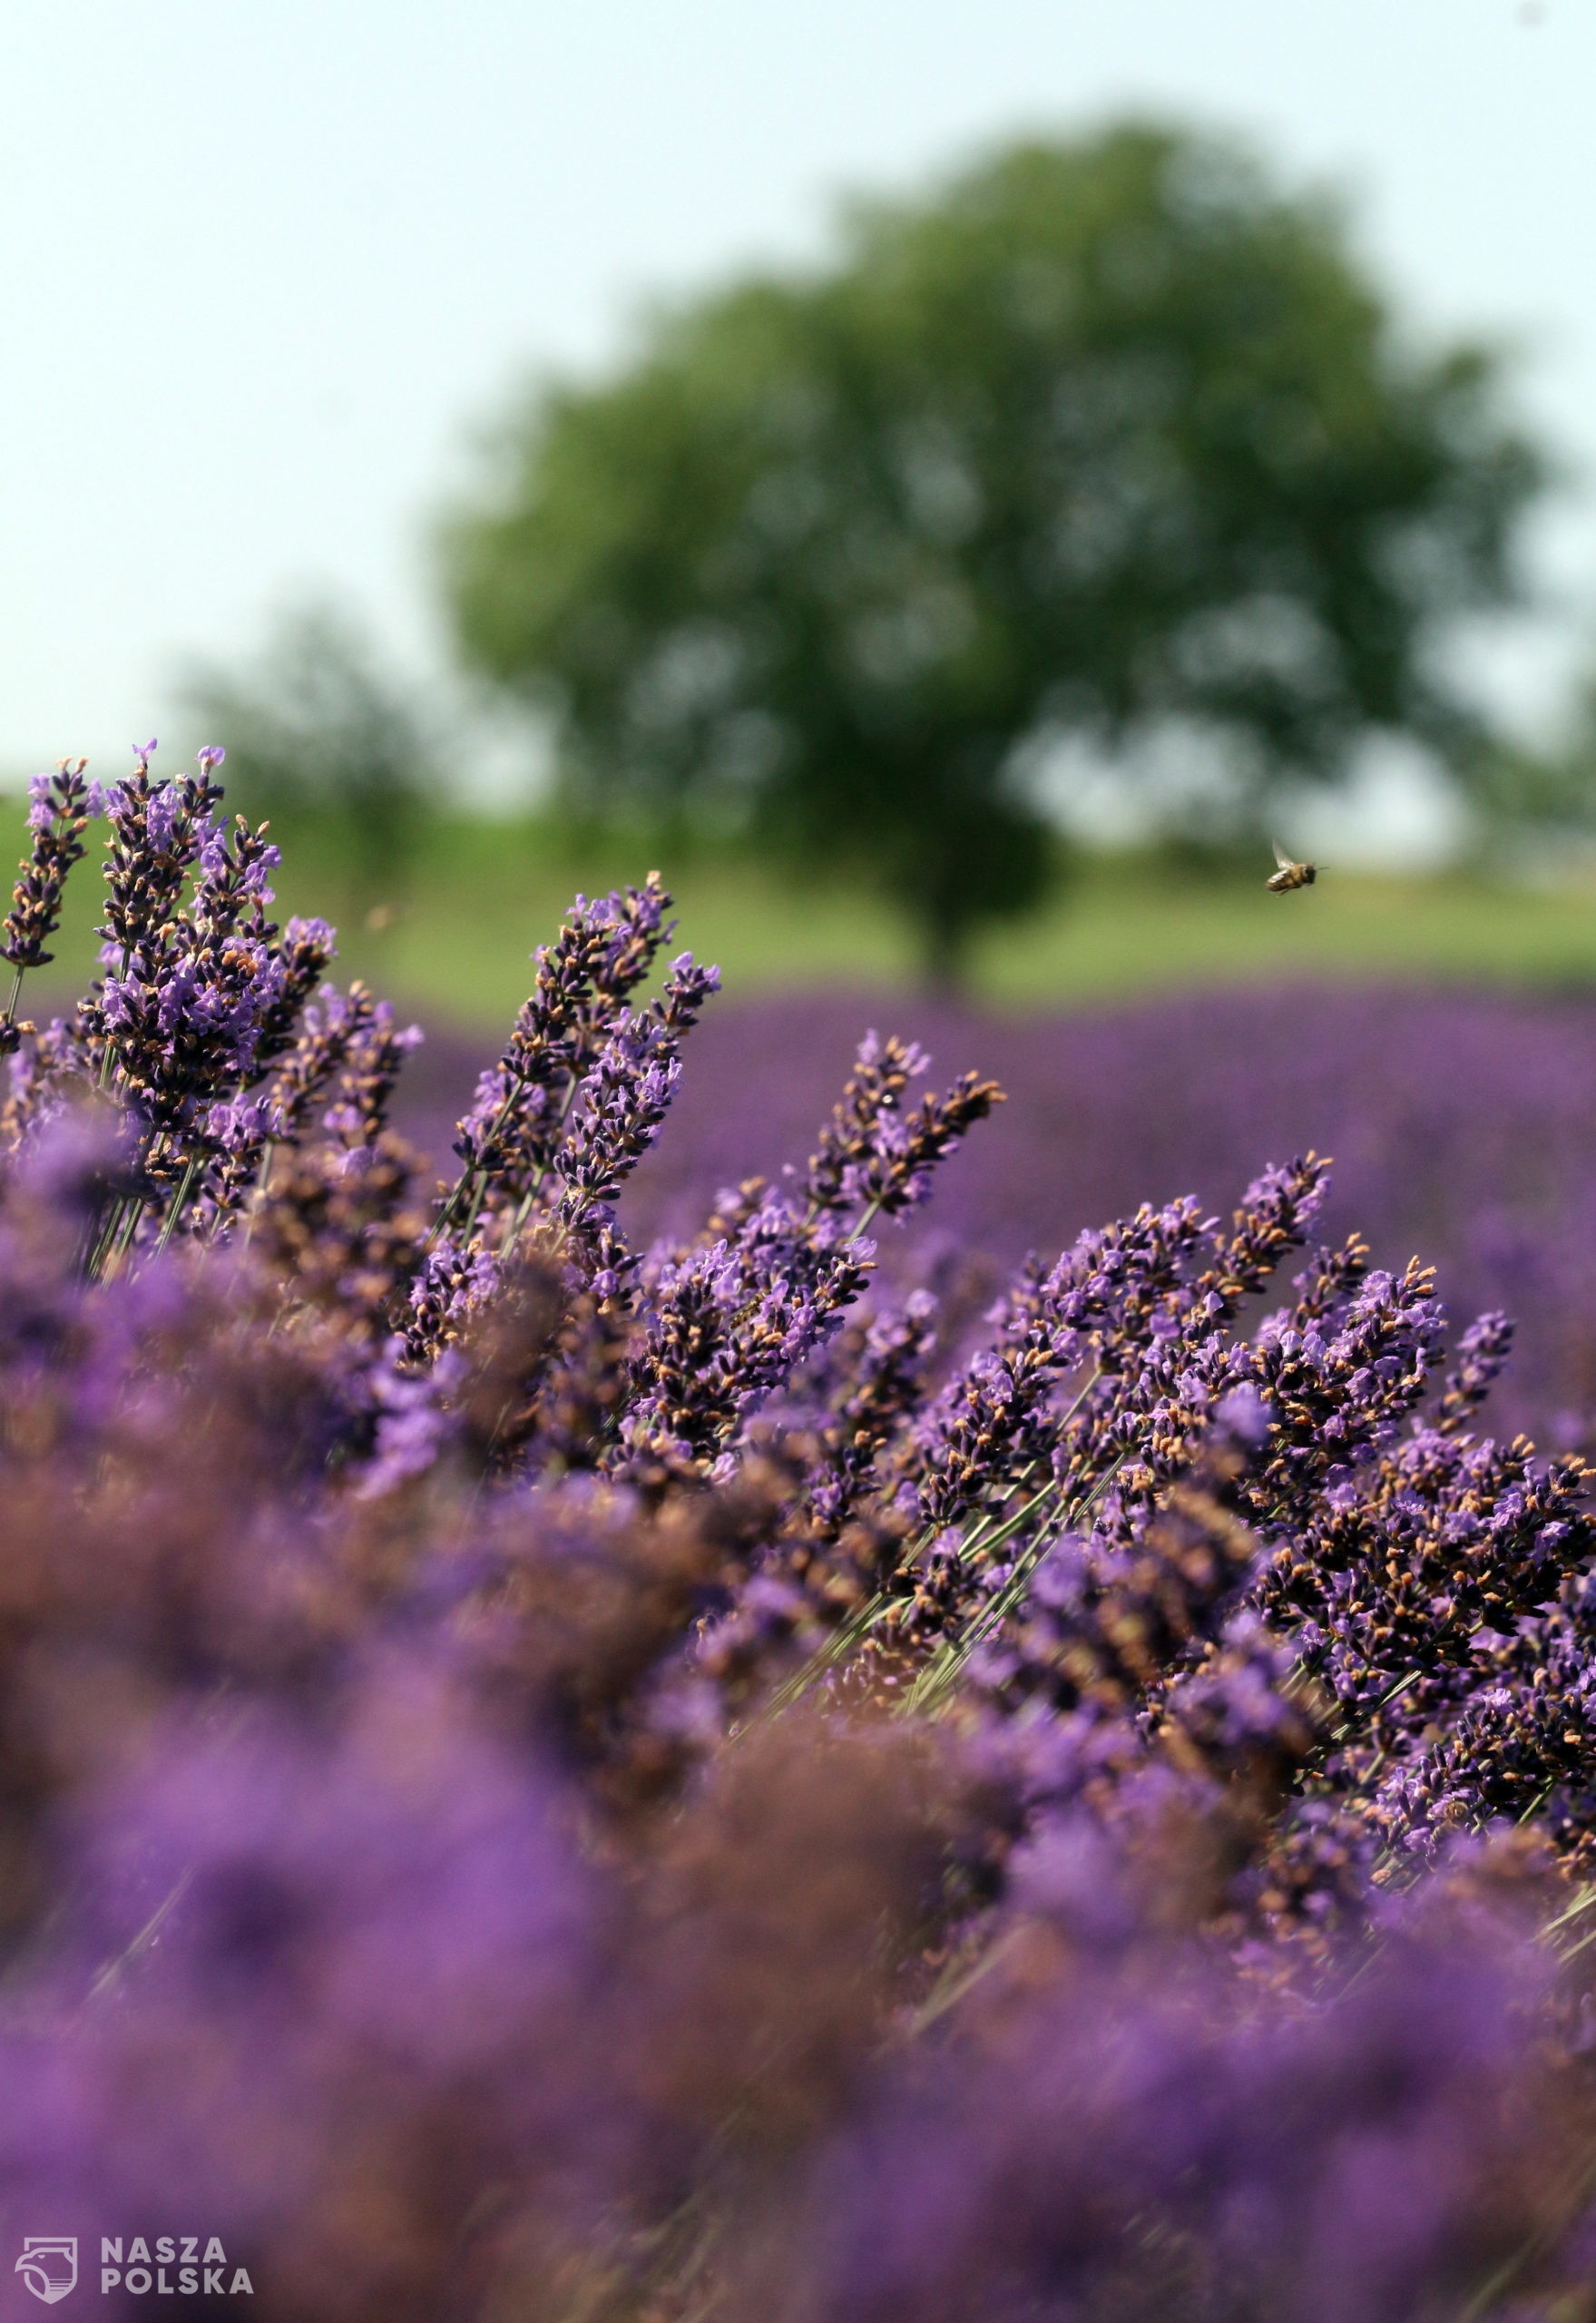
[442,122,1546,985]
[181,600,437,909]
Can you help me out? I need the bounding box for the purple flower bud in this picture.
[1216,1384,1272,1446]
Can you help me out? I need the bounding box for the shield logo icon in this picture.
[14,2241,77,2304]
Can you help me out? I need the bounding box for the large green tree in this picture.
[442,123,1545,986]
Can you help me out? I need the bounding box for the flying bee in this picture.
[1266,839,1317,894]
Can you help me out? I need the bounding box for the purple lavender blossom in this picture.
[1,761,97,1047]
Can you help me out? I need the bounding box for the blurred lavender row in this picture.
[402,981,1596,1448]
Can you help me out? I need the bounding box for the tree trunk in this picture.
[918,894,972,999]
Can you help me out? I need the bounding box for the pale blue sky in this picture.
[2,0,1592,800]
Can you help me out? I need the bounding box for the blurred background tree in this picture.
[181,599,437,922]
[441,120,1544,992]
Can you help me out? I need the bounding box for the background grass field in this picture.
[12,799,1596,1026]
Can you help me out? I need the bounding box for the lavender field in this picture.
[406,979,1596,1451]
[11,764,1596,2318]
